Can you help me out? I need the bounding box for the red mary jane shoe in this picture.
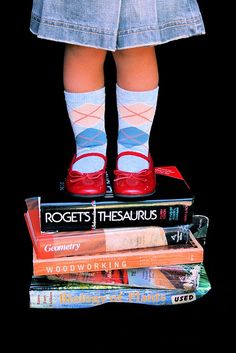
[113,151,156,197]
[65,153,107,197]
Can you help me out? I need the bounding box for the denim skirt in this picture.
[30,0,205,51]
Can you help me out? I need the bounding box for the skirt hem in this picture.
[30,14,205,51]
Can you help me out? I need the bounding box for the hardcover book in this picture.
[48,263,201,291]
[32,231,203,276]
[29,264,211,309]
[24,206,191,259]
[190,215,209,246]
[26,166,194,232]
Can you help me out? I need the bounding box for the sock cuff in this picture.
[116,84,159,104]
[64,87,105,105]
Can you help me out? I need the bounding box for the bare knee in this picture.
[65,44,107,65]
[113,46,155,63]
[112,46,158,91]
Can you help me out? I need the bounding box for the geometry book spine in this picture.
[37,226,190,259]
[40,202,193,232]
[33,233,203,276]
[36,226,190,259]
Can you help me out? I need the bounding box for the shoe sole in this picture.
[67,192,106,198]
[114,189,156,198]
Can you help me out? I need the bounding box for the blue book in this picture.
[29,263,210,309]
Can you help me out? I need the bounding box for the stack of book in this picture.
[24,166,211,309]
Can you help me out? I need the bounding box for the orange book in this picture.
[25,208,191,259]
[32,232,203,276]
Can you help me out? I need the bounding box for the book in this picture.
[24,207,191,259]
[190,215,209,247]
[48,263,201,291]
[29,264,211,309]
[27,166,193,232]
[32,231,203,276]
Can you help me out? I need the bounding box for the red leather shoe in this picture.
[65,153,107,197]
[113,151,156,197]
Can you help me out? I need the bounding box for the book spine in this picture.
[29,265,211,308]
[48,264,201,291]
[36,226,190,259]
[29,286,205,309]
[40,202,193,232]
[33,240,203,276]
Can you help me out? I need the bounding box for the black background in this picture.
[5,0,231,339]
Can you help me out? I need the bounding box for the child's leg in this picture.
[112,46,159,172]
[64,45,106,93]
[64,45,107,173]
[113,46,159,92]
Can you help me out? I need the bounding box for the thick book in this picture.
[27,166,193,232]
[48,263,201,291]
[190,215,209,247]
[29,264,211,309]
[24,206,191,259]
[32,231,203,276]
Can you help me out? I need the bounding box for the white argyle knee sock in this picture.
[65,87,107,173]
[117,85,159,172]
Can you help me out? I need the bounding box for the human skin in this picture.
[63,45,159,92]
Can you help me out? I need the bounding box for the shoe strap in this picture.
[72,152,107,164]
[116,151,150,162]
